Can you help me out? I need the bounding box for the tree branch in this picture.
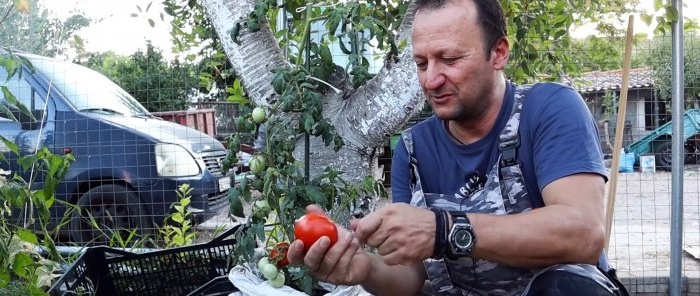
[0,3,15,25]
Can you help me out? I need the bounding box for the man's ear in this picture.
[491,37,510,70]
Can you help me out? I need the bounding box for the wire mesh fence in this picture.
[1,7,700,295]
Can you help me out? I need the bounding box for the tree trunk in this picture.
[201,0,424,182]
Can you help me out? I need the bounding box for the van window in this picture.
[0,68,40,123]
[29,57,150,116]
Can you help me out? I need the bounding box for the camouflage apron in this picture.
[403,85,617,296]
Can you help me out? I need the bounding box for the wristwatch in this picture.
[447,211,476,259]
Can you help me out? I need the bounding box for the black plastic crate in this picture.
[48,226,240,296]
[185,276,236,296]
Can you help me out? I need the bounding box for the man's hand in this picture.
[351,203,435,265]
[287,205,372,285]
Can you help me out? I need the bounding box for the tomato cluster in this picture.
[257,256,285,288]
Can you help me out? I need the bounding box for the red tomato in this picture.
[294,213,338,252]
[269,242,290,267]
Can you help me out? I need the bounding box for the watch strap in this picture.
[447,211,476,258]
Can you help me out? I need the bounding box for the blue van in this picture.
[0,52,231,243]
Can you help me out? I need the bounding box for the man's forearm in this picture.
[362,253,425,296]
[468,205,605,268]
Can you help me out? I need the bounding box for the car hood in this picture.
[87,113,224,153]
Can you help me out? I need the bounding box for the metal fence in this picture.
[2,8,700,296]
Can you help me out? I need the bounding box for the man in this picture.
[288,0,624,295]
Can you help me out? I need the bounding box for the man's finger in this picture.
[381,251,403,266]
[331,236,362,282]
[316,232,354,278]
[286,240,306,265]
[303,236,332,272]
[353,214,383,244]
[376,238,396,257]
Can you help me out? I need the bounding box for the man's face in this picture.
[412,0,504,122]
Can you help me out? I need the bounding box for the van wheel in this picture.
[655,142,673,171]
[71,184,152,245]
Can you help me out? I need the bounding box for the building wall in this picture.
[581,87,657,154]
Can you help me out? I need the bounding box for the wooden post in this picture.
[605,15,635,251]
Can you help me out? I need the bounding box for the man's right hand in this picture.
[287,205,372,286]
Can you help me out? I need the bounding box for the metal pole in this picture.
[670,1,684,295]
[304,4,311,179]
[276,0,287,58]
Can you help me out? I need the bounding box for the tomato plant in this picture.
[294,213,338,252]
[270,242,290,267]
[219,25,389,293]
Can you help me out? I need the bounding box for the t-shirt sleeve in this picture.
[391,135,413,203]
[527,85,608,191]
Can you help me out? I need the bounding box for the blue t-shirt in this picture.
[391,82,608,205]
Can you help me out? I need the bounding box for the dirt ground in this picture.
[606,169,700,294]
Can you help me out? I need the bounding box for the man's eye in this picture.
[444,58,458,64]
[415,62,427,69]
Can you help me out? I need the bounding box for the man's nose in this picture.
[422,63,446,90]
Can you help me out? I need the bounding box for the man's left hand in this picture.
[351,203,435,265]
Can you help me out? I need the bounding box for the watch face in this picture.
[455,229,473,248]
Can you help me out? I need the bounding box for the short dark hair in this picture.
[414,0,507,58]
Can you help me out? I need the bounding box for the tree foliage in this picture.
[162,0,234,98]
[165,0,641,92]
[640,34,700,110]
[568,36,625,72]
[79,43,200,112]
[0,0,89,58]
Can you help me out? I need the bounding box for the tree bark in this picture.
[201,0,424,182]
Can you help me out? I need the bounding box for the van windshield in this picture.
[29,57,151,116]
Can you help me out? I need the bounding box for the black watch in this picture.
[447,211,476,259]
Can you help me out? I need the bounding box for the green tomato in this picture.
[249,155,267,174]
[268,271,285,288]
[254,199,270,211]
[261,263,278,280]
[257,257,271,272]
[252,107,267,123]
[253,199,271,219]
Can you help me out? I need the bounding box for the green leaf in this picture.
[271,71,287,94]
[302,113,314,134]
[303,185,326,206]
[228,188,244,217]
[16,228,38,244]
[171,212,185,223]
[553,29,566,40]
[0,270,9,287]
[319,45,332,64]
[664,6,678,22]
[0,136,18,154]
[12,253,33,279]
[180,196,191,207]
[654,0,663,10]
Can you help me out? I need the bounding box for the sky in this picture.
[43,0,174,58]
[42,0,700,60]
